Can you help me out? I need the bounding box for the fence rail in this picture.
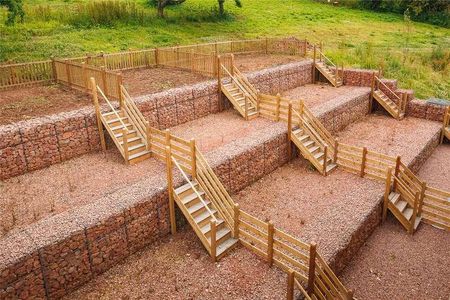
[0,60,53,89]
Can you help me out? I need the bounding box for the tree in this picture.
[218,0,242,16]
[0,0,24,25]
[153,0,186,18]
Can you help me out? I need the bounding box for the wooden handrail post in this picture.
[190,139,196,178]
[146,122,152,152]
[123,128,129,164]
[360,147,368,177]
[217,55,223,111]
[287,102,293,160]
[383,167,393,222]
[441,107,449,144]
[333,139,338,163]
[418,181,426,217]
[267,221,274,267]
[230,53,235,76]
[409,191,420,234]
[276,93,281,121]
[312,45,316,83]
[370,72,375,113]
[90,77,106,152]
[233,203,240,238]
[165,145,176,234]
[346,289,354,300]
[210,219,217,261]
[244,95,249,120]
[117,73,123,108]
[393,156,401,190]
[307,242,317,295]
[287,269,294,300]
[323,146,328,176]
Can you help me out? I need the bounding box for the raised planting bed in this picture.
[234,53,305,73]
[417,144,450,190]
[64,228,287,300]
[0,83,91,125]
[340,217,450,299]
[336,114,442,172]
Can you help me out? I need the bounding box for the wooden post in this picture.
[441,107,449,144]
[418,182,426,217]
[244,95,249,120]
[333,139,338,163]
[307,242,316,295]
[217,55,223,112]
[323,146,328,176]
[210,219,217,261]
[81,62,88,92]
[65,59,72,87]
[51,57,57,82]
[90,78,106,152]
[288,102,293,160]
[101,51,107,68]
[165,145,176,235]
[287,270,294,300]
[155,48,159,66]
[123,128,129,164]
[276,93,281,121]
[190,139,196,178]
[267,221,274,267]
[117,73,123,108]
[101,66,108,96]
[146,122,152,152]
[360,147,368,177]
[409,192,420,234]
[393,156,401,190]
[312,45,316,83]
[230,54,235,76]
[233,203,240,238]
[370,72,375,113]
[383,167,393,222]
[346,289,354,300]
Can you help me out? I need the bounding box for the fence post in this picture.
[276,93,281,121]
[323,146,328,176]
[441,107,449,144]
[346,289,354,300]
[393,156,401,190]
[146,122,152,152]
[370,72,375,113]
[307,242,316,295]
[210,219,217,261]
[418,182,426,217]
[230,54,235,76]
[287,270,294,300]
[81,62,88,92]
[190,139,196,178]
[117,73,124,108]
[123,128,129,164]
[312,45,316,83]
[101,66,108,96]
[244,95,249,120]
[233,203,240,238]
[90,77,106,152]
[409,192,420,234]
[383,167,393,222]
[360,147,368,177]
[165,145,177,235]
[288,102,293,160]
[333,139,338,163]
[51,57,57,82]
[101,51,107,68]
[65,59,72,87]
[267,221,274,267]
[155,48,159,66]
[217,55,223,112]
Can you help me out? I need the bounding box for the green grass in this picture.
[0,0,449,99]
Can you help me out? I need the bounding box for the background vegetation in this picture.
[0,0,448,99]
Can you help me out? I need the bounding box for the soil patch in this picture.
[234,53,304,72]
[417,144,450,190]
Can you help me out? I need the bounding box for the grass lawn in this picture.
[0,0,448,99]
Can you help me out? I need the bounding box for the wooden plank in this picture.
[273,248,309,272]
[273,228,310,251]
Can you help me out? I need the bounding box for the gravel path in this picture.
[340,218,450,300]
[281,84,368,109]
[336,114,441,165]
[233,158,383,261]
[64,228,287,300]
[417,144,450,190]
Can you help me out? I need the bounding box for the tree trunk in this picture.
[218,0,225,16]
[158,0,168,17]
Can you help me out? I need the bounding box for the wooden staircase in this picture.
[371,75,406,120]
[441,106,450,143]
[173,179,238,261]
[313,46,343,87]
[288,102,337,176]
[92,80,151,165]
[220,56,259,120]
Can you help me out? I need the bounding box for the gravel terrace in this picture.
[0,110,276,236]
[336,114,442,165]
[233,158,383,261]
[234,53,304,73]
[417,144,450,190]
[0,83,91,125]
[122,66,210,97]
[340,217,450,300]
[64,228,287,300]
[281,83,369,109]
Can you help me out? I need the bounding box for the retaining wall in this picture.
[0,61,313,181]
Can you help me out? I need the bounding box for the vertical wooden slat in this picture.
[383,167,393,222]
[323,146,328,176]
[409,191,420,234]
[165,145,176,234]
[393,156,401,190]
[234,203,240,238]
[307,242,316,295]
[360,147,368,177]
[123,128,129,163]
[287,270,295,300]
[267,221,274,266]
[288,102,293,160]
[90,77,106,152]
[210,220,217,261]
[190,139,196,178]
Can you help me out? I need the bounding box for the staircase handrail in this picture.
[172,156,218,223]
[195,150,235,229]
[233,66,258,99]
[374,76,401,102]
[120,85,148,145]
[220,64,258,109]
[318,49,337,69]
[97,85,128,133]
[301,104,335,149]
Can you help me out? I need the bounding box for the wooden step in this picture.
[403,207,413,221]
[202,219,225,236]
[314,152,324,160]
[395,200,408,213]
[194,209,218,227]
[111,123,133,132]
[414,216,422,230]
[309,145,320,154]
[206,227,231,244]
[181,191,206,206]
[119,136,141,146]
[188,200,211,216]
[389,192,401,204]
[303,140,315,148]
[128,150,151,164]
[115,130,137,139]
[128,143,146,155]
[107,116,128,125]
[216,238,239,260]
[326,163,337,173]
[175,182,199,198]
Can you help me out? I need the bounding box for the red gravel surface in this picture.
[233,158,383,261]
[122,66,210,97]
[0,111,276,236]
[281,84,369,109]
[234,53,303,72]
[417,144,450,190]
[341,218,450,300]
[64,228,286,300]
[0,83,91,125]
[336,114,442,165]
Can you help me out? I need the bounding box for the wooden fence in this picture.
[54,59,122,100]
[0,60,53,89]
[157,48,219,77]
